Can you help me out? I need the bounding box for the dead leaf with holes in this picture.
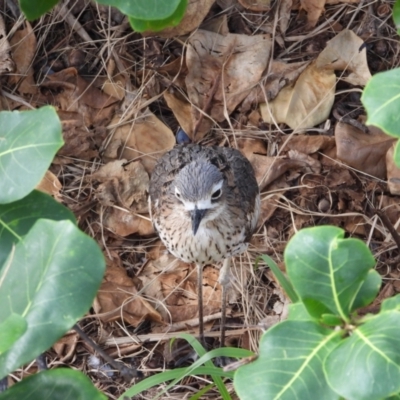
[260,60,335,130]
[95,263,163,327]
[335,122,395,179]
[104,109,175,174]
[89,159,153,236]
[9,21,37,94]
[316,29,371,86]
[0,14,14,75]
[185,30,271,139]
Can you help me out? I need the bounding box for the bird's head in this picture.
[173,159,226,235]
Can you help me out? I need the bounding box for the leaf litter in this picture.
[1,0,400,397]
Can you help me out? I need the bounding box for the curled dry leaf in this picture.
[335,122,395,179]
[96,263,163,327]
[386,143,400,195]
[164,90,193,137]
[104,110,175,174]
[145,0,216,38]
[9,21,37,94]
[40,67,118,126]
[36,170,62,201]
[90,160,154,236]
[316,28,371,86]
[260,60,335,130]
[200,14,229,35]
[186,30,271,139]
[0,14,14,74]
[241,60,310,112]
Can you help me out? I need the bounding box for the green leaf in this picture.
[0,368,106,400]
[287,302,314,321]
[285,226,375,321]
[95,0,182,20]
[257,254,298,303]
[0,219,105,379]
[320,314,343,327]
[394,140,400,167]
[352,269,381,310]
[362,68,400,139]
[234,320,342,400]
[394,0,400,35]
[325,311,400,400]
[381,294,400,312]
[0,190,75,268]
[128,0,187,32]
[0,314,27,354]
[19,0,60,20]
[0,107,63,204]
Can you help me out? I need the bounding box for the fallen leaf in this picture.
[186,30,271,139]
[238,0,271,11]
[260,60,335,129]
[36,170,62,201]
[164,90,193,137]
[9,21,37,94]
[316,29,371,86]
[300,0,326,28]
[335,122,395,179]
[104,109,175,174]
[0,14,14,74]
[386,143,400,195]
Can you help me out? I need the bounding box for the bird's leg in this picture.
[219,257,232,347]
[196,263,205,345]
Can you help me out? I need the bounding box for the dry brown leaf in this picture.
[164,91,193,137]
[238,0,271,11]
[335,122,395,179]
[284,134,335,154]
[386,143,400,195]
[186,30,271,139]
[300,0,326,27]
[9,21,37,94]
[102,74,126,100]
[316,29,371,86]
[260,60,335,129]
[279,0,293,35]
[96,264,163,327]
[200,14,229,35]
[36,170,62,201]
[41,67,118,126]
[0,14,14,75]
[104,110,175,174]
[146,0,216,37]
[241,60,310,112]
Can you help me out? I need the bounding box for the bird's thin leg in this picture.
[196,263,205,345]
[219,257,232,347]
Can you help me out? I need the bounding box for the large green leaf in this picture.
[0,314,27,354]
[0,107,63,204]
[362,68,400,139]
[0,190,75,268]
[234,320,342,400]
[284,226,375,321]
[95,0,181,20]
[128,0,187,32]
[325,311,400,400]
[0,368,106,400]
[0,219,105,379]
[351,269,381,310]
[19,0,60,20]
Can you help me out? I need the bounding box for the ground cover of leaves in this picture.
[3,0,400,398]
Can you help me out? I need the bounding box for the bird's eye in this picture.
[175,190,182,199]
[211,189,222,200]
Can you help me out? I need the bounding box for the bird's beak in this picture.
[191,207,206,235]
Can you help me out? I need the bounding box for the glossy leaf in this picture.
[19,0,60,20]
[284,226,375,321]
[0,314,27,354]
[234,320,342,400]
[325,311,400,400]
[96,0,181,20]
[128,0,187,32]
[0,368,106,400]
[362,68,400,139]
[351,269,381,310]
[0,190,75,268]
[0,107,63,204]
[0,219,105,379]
[381,294,400,313]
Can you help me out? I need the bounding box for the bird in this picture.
[149,144,260,345]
